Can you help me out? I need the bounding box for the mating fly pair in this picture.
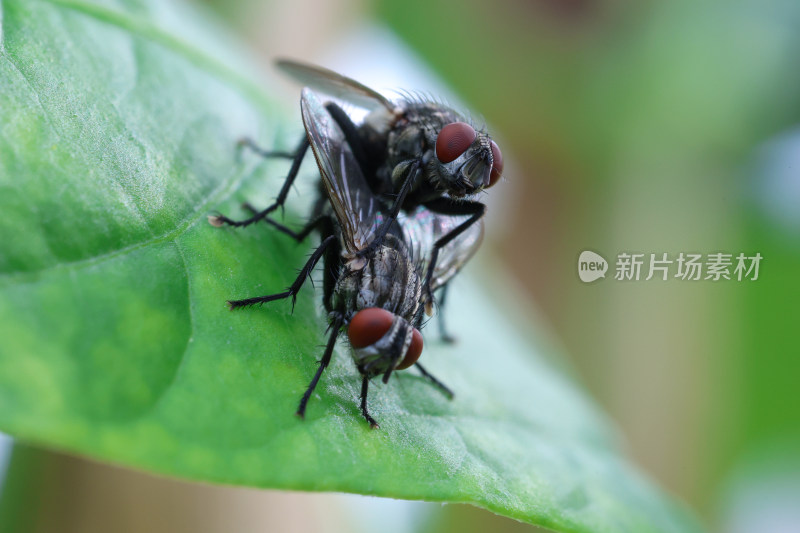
[211,61,502,427]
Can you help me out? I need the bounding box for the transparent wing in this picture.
[400,207,484,292]
[278,59,396,113]
[301,88,379,255]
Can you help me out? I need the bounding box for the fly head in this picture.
[348,308,423,379]
[431,122,503,196]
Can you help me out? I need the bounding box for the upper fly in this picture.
[210,60,504,311]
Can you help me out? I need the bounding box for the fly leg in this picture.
[228,234,335,311]
[296,315,344,419]
[414,363,454,399]
[355,160,422,260]
[209,136,311,228]
[360,376,379,429]
[237,189,330,244]
[419,198,486,312]
[238,137,296,159]
[436,284,456,344]
[241,203,326,244]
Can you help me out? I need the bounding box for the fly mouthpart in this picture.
[454,177,472,195]
[458,156,490,192]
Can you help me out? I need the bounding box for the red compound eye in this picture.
[436,122,476,163]
[348,308,393,349]
[396,328,423,370]
[488,141,503,188]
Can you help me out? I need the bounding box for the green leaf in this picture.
[0,0,704,531]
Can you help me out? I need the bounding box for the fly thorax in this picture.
[355,243,420,321]
[388,125,425,161]
[354,245,396,310]
[388,126,427,189]
[352,315,414,377]
[331,264,363,317]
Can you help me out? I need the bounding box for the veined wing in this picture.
[301,88,379,255]
[400,207,484,292]
[278,59,396,113]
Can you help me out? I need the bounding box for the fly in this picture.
[210,60,502,310]
[222,88,483,428]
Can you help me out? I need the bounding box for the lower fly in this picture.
[216,89,466,427]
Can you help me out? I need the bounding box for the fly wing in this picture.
[278,59,396,113]
[301,88,379,255]
[400,207,484,292]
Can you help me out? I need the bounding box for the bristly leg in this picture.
[237,137,296,159]
[436,284,456,344]
[360,376,379,429]
[208,136,311,228]
[418,197,486,312]
[241,203,326,244]
[296,316,343,419]
[354,160,422,260]
[414,362,454,399]
[227,234,335,311]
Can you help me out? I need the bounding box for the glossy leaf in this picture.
[0,1,703,531]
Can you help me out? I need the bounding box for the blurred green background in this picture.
[7,0,799,531]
